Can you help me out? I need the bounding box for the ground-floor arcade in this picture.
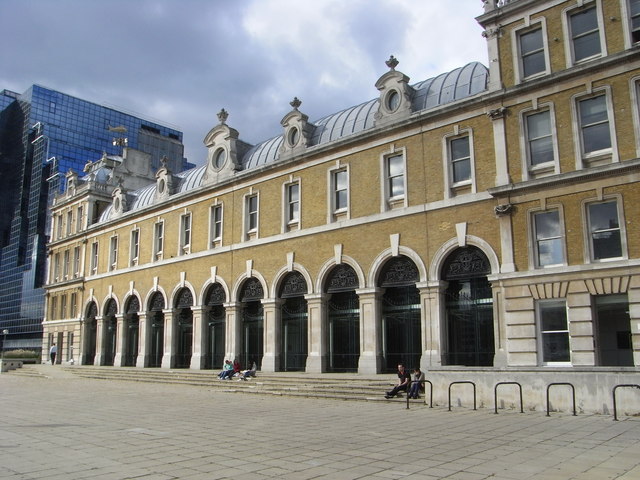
[42,240,640,376]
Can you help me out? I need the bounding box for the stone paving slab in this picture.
[1,365,639,479]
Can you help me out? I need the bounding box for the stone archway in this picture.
[124,296,140,367]
[441,246,495,366]
[324,264,360,372]
[204,283,226,370]
[174,288,193,368]
[148,292,165,368]
[378,255,421,373]
[83,302,98,365]
[278,271,308,372]
[239,278,264,369]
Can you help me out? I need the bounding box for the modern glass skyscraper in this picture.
[0,85,188,351]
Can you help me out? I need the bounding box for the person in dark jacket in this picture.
[385,363,410,398]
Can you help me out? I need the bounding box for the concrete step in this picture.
[58,366,410,403]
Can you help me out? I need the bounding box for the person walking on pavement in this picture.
[50,343,57,365]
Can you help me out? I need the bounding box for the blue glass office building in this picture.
[0,85,189,351]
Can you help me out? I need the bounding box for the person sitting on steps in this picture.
[385,363,410,399]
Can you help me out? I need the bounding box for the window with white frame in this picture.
[109,236,118,271]
[331,168,348,215]
[153,221,164,260]
[50,296,58,320]
[245,194,259,238]
[53,253,60,282]
[76,205,84,233]
[70,292,77,318]
[628,0,640,44]
[66,211,73,236]
[577,93,612,158]
[532,210,565,267]
[587,200,623,261]
[568,4,602,63]
[60,294,67,319]
[56,214,63,240]
[130,228,140,266]
[524,109,556,169]
[386,153,405,201]
[449,135,471,184]
[537,299,570,364]
[73,246,80,278]
[179,212,192,255]
[285,182,300,227]
[63,249,70,279]
[518,25,547,79]
[90,241,98,275]
[210,204,223,247]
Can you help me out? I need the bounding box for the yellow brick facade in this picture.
[43,1,640,405]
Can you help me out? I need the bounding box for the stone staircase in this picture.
[67,366,401,402]
[10,365,423,403]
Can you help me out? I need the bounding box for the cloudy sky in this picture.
[0,0,488,166]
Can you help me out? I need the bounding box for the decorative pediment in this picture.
[155,156,176,202]
[65,169,78,197]
[279,97,315,157]
[374,56,415,127]
[203,109,251,185]
[110,184,129,219]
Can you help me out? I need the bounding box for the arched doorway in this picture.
[379,256,421,372]
[204,283,226,370]
[442,246,494,366]
[174,288,193,368]
[124,296,140,367]
[279,271,308,372]
[103,299,117,366]
[148,292,165,368]
[84,302,98,365]
[325,264,360,372]
[239,278,264,369]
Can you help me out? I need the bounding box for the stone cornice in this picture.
[488,158,640,198]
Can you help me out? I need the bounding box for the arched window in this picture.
[174,288,193,368]
[204,283,226,369]
[279,271,308,372]
[379,256,421,372]
[441,246,494,366]
[239,278,264,369]
[325,264,360,372]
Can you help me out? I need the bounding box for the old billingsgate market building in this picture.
[43,0,640,412]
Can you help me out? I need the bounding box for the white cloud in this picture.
[1,0,489,166]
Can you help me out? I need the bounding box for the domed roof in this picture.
[96,62,488,224]
[241,62,487,170]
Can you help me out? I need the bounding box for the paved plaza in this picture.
[1,366,640,480]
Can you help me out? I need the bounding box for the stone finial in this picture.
[217,108,229,124]
[160,155,168,169]
[290,97,302,110]
[385,55,399,71]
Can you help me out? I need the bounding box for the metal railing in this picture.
[612,384,640,421]
[448,381,477,412]
[396,378,640,421]
[405,379,433,410]
[494,382,523,414]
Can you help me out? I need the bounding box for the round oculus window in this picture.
[288,127,299,147]
[158,178,165,194]
[213,148,226,169]
[114,197,121,211]
[387,90,400,112]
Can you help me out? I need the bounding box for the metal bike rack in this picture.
[405,379,433,410]
[494,382,523,414]
[546,382,576,416]
[448,381,476,411]
[612,384,640,421]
